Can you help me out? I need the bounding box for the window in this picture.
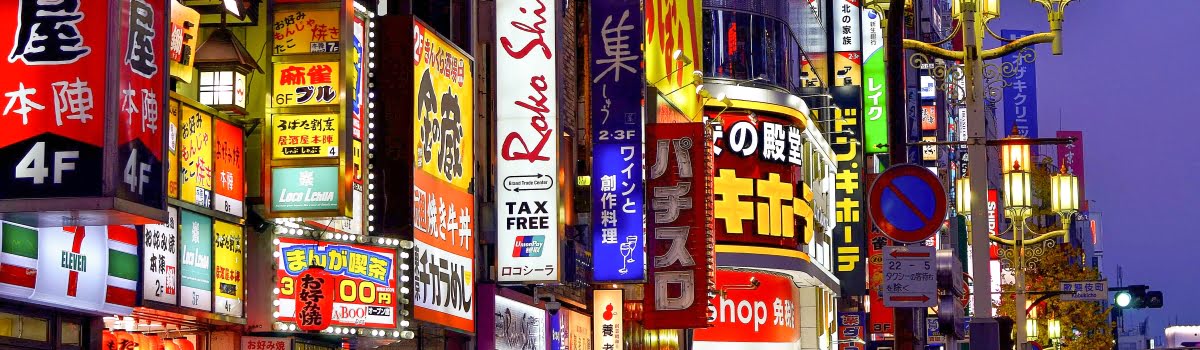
[60,319,81,345]
[0,312,49,342]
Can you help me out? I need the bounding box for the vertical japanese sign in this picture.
[213,220,243,317]
[493,295,547,350]
[213,119,244,216]
[693,270,800,349]
[590,0,645,283]
[142,207,179,304]
[552,308,592,350]
[866,227,894,338]
[179,210,213,311]
[0,0,108,200]
[168,0,199,83]
[117,0,168,212]
[861,8,888,154]
[837,312,866,350]
[179,103,213,208]
[272,9,340,55]
[1056,131,1086,210]
[593,289,624,350]
[921,105,937,131]
[834,0,861,52]
[831,0,866,297]
[1002,30,1038,138]
[275,238,398,329]
[168,99,180,198]
[413,20,474,191]
[273,62,341,107]
[644,122,709,329]
[496,0,560,283]
[413,169,476,332]
[645,0,702,120]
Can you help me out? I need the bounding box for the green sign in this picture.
[179,210,213,311]
[271,167,340,212]
[862,9,889,154]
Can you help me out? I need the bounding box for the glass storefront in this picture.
[702,9,811,93]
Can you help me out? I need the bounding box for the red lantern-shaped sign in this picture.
[295,266,335,332]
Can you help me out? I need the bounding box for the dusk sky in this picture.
[986,0,1196,339]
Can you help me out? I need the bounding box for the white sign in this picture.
[593,289,624,350]
[495,296,547,350]
[833,0,861,52]
[882,246,936,307]
[495,0,560,283]
[143,207,179,304]
[920,76,936,99]
[1060,280,1108,301]
[241,336,291,350]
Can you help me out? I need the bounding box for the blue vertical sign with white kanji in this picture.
[1002,29,1038,138]
[590,0,645,282]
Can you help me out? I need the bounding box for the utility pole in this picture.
[884,0,918,348]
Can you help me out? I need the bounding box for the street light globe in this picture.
[1001,140,1030,175]
[951,0,1000,21]
[1115,292,1133,308]
[1050,167,1079,213]
[1003,171,1032,210]
[956,175,972,213]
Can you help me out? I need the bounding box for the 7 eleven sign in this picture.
[0,223,138,315]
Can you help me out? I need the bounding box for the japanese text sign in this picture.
[168,99,180,199]
[273,9,340,55]
[273,61,340,107]
[693,270,800,347]
[830,94,866,296]
[643,122,710,329]
[880,246,936,308]
[179,209,213,311]
[866,226,895,337]
[834,0,861,52]
[0,223,140,315]
[1002,30,1038,138]
[414,20,474,192]
[1060,280,1107,301]
[178,101,214,208]
[493,295,547,350]
[275,237,398,329]
[861,8,888,154]
[593,289,624,350]
[142,207,179,304]
[838,312,866,350]
[552,308,591,350]
[644,0,703,119]
[213,118,244,216]
[213,220,243,317]
[1056,131,1085,210]
[241,336,292,350]
[496,0,560,283]
[272,114,340,159]
[590,0,645,283]
[709,111,815,249]
[118,0,168,212]
[169,0,200,83]
[270,166,339,212]
[921,105,937,131]
[413,169,476,332]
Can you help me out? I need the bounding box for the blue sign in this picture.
[867,165,947,243]
[1002,29,1038,138]
[590,0,645,282]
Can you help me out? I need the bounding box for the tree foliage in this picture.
[998,244,1112,350]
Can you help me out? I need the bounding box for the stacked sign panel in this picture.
[831,0,867,297]
[590,0,646,283]
[412,19,476,333]
[496,0,560,283]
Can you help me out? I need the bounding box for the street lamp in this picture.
[1050,166,1079,214]
[956,174,972,214]
[952,0,1000,22]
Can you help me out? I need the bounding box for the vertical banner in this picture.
[168,99,180,199]
[496,0,560,283]
[590,0,646,283]
[117,0,168,211]
[866,226,894,338]
[593,289,624,350]
[412,19,476,332]
[179,103,213,208]
[643,122,709,329]
[1001,30,1038,138]
[838,312,866,350]
[831,0,866,297]
[142,207,179,304]
[179,210,213,311]
[644,0,703,120]
[1056,131,1086,210]
[833,0,861,52]
[168,0,200,83]
[212,220,243,317]
[861,8,888,154]
[213,119,244,217]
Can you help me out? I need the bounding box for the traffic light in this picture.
[1113,285,1164,309]
[936,250,966,338]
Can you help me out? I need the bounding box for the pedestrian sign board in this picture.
[1061,280,1108,301]
[868,164,948,243]
[882,246,936,308]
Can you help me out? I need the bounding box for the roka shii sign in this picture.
[495,0,560,283]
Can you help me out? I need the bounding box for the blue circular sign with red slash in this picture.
[868,164,948,243]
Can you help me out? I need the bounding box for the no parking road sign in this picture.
[868,164,948,243]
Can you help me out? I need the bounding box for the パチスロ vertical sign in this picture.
[142,207,179,304]
[644,122,710,329]
[496,0,560,283]
[117,0,168,212]
[179,210,213,311]
[590,0,645,283]
[593,289,624,350]
[213,220,243,317]
[1002,30,1038,138]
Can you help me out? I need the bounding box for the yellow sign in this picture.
[412,22,474,191]
[273,61,340,107]
[645,0,703,120]
[272,114,340,159]
[179,103,213,208]
[272,9,341,55]
[169,0,200,83]
[213,220,244,316]
[168,99,180,199]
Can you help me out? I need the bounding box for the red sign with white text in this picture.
[643,122,710,330]
[867,226,895,338]
[212,119,244,217]
[116,0,168,210]
[988,189,999,259]
[694,270,800,345]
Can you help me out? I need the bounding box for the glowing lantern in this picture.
[295,266,335,332]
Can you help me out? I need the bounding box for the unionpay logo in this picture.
[512,236,545,257]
